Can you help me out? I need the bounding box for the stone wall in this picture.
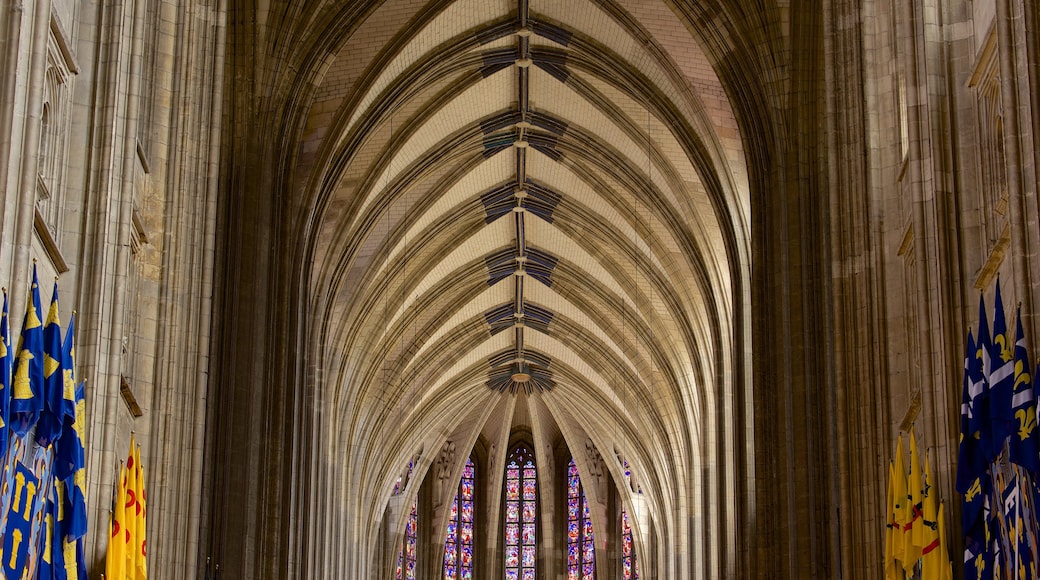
[0,0,224,576]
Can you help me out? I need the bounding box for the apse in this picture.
[293,0,752,576]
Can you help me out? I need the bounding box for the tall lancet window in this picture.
[504,445,537,580]
[443,457,475,579]
[567,459,595,579]
[396,500,418,580]
[621,507,638,579]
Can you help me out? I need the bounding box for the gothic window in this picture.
[978,70,1007,230]
[621,507,638,580]
[984,78,1006,186]
[36,57,72,240]
[39,104,52,185]
[566,459,595,580]
[504,445,537,580]
[443,457,475,579]
[138,0,161,155]
[123,199,147,373]
[396,500,418,580]
[967,31,1009,248]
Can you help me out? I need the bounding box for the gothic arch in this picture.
[212,0,828,578]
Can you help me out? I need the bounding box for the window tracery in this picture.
[566,459,595,580]
[443,457,475,579]
[504,445,537,580]
[396,500,418,580]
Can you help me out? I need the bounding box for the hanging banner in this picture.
[0,435,56,580]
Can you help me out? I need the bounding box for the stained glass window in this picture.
[396,500,418,580]
[621,507,638,580]
[504,446,537,580]
[567,459,595,580]
[443,457,475,579]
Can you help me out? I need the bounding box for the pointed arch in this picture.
[566,458,595,579]
[443,456,476,579]
[504,444,537,579]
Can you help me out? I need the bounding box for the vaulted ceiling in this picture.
[254,0,760,574]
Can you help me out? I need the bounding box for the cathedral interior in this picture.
[1,0,1039,577]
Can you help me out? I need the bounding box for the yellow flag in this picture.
[938,502,953,580]
[125,436,139,576]
[884,461,900,579]
[904,431,923,571]
[106,461,128,579]
[893,434,908,564]
[134,444,148,579]
[920,453,944,579]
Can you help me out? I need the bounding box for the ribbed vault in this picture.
[227,0,764,577]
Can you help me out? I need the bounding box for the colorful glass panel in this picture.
[621,507,638,579]
[504,446,537,579]
[566,459,595,580]
[396,499,418,580]
[443,458,475,579]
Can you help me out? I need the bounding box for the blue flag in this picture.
[11,265,44,435]
[992,476,1023,579]
[54,315,82,482]
[36,281,64,446]
[36,492,53,579]
[963,302,995,543]
[961,463,990,553]
[63,381,87,540]
[2,463,42,577]
[1008,306,1039,477]
[960,330,988,493]
[964,491,992,580]
[75,539,86,580]
[975,294,995,457]
[989,282,1015,458]
[59,313,76,419]
[69,537,86,580]
[1019,513,1036,580]
[38,480,68,580]
[52,480,72,580]
[0,291,11,454]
